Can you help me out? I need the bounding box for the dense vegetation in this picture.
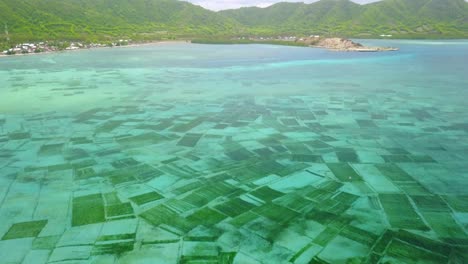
[221,0,468,38]
[0,0,467,46]
[0,0,241,43]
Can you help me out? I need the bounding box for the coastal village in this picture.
[1,40,130,55]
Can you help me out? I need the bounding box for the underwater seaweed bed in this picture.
[0,41,467,263]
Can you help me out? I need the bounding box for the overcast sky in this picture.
[183,0,381,11]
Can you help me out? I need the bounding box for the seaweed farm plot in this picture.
[1,92,468,264]
[1,42,468,263]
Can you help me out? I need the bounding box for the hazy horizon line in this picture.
[182,0,381,11]
[182,0,468,12]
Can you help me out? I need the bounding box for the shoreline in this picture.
[191,37,400,52]
[115,40,190,48]
[0,40,190,59]
[3,38,467,59]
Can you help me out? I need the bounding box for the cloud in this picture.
[182,0,382,11]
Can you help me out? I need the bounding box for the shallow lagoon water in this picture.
[0,40,467,263]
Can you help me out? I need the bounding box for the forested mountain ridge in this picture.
[0,0,467,44]
[0,0,241,42]
[220,0,468,37]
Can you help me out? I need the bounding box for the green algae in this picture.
[32,235,61,250]
[0,42,467,263]
[106,202,134,218]
[2,220,48,240]
[327,163,363,182]
[72,194,105,226]
[213,197,256,217]
[379,194,429,230]
[129,192,164,206]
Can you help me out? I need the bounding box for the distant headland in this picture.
[1,36,397,58]
[299,37,398,52]
[191,36,399,52]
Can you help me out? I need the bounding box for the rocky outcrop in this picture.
[298,37,398,52]
[317,38,363,50]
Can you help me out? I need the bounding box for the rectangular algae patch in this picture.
[186,207,228,226]
[140,205,193,233]
[72,194,105,226]
[106,202,134,218]
[411,195,451,213]
[443,195,468,212]
[375,164,414,182]
[394,230,452,257]
[249,186,284,202]
[292,154,323,162]
[8,131,31,140]
[129,192,164,206]
[313,227,340,247]
[379,194,428,230]
[177,133,203,147]
[219,252,237,264]
[327,163,362,182]
[336,151,359,163]
[229,211,259,227]
[171,117,205,133]
[214,198,256,217]
[92,239,135,255]
[418,212,467,243]
[386,239,447,264]
[32,235,61,249]
[116,132,167,148]
[2,220,48,240]
[253,203,299,224]
[38,143,64,156]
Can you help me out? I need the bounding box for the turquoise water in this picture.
[0,40,467,263]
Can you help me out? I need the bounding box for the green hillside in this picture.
[0,0,241,43]
[0,0,467,45]
[221,0,468,38]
